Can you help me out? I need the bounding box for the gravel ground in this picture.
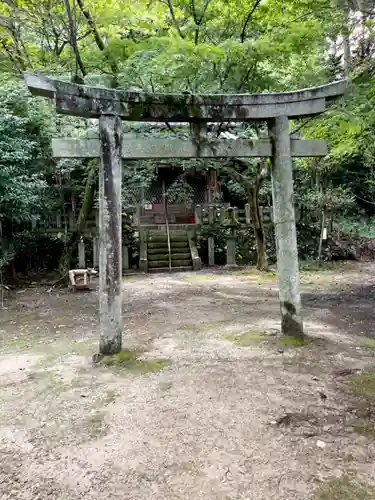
[1,263,375,499]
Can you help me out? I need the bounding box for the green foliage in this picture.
[12,231,65,273]
[335,216,375,238]
[1,0,375,276]
[0,246,14,270]
[0,80,52,224]
[166,175,195,205]
[299,185,354,214]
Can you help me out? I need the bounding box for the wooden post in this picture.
[208,205,215,266]
[78,238,86,268]
[245,203,251,224]
[270,116,303,338]
[99,115,123,355]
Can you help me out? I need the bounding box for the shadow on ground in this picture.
[303,284,375,339]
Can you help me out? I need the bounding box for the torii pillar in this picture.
[23,73,346,350]
[98,115,123,354]
[270,116,302,336]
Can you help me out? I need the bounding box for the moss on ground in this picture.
[279,335,312,346]
[225,331,266,346]
[181,320,230,331]
[185,275,216,281]
[313,475,375,500]
[101,350,171,375]
[347,372,375,401]
[365,339,375,349]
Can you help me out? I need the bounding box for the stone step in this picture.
[148,234,188,243]
[148,238,188,245]
[147,242,168,250]
[148,253,192,262]
[148,260,170,268]
[148,241,189,250]
[171,250,191,261]
[148,254,169,262]
[149,266,193,273]
[171,259,192,267]
[148,229,187,236]
[171,243,190,250]
[147,246,169,254]
[147,239,189,248]
[148,259,192,269]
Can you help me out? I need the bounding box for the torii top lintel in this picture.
[24,72,347,122]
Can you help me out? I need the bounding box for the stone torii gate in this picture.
[24,73,346,354]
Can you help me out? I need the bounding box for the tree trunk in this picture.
[249,164,268,271]
[76,0,119,88]
[58,163,97,274]
[63,0,87,83]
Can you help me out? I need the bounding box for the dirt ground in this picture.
[1,262,375,500]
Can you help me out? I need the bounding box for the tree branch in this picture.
[76,0,119,87]
[193,0,212,45]
[237,63,255,91]
[240,0,262,43]
[165,0,185,39]
[63,0,87,81]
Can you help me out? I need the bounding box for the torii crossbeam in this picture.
[24,72,347,354]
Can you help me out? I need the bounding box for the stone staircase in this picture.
[140,228,201,273]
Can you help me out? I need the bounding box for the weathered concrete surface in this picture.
[24,72,347,121]
[52,137,328,159]
[270,116,303,337]
[98,115,123,354]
